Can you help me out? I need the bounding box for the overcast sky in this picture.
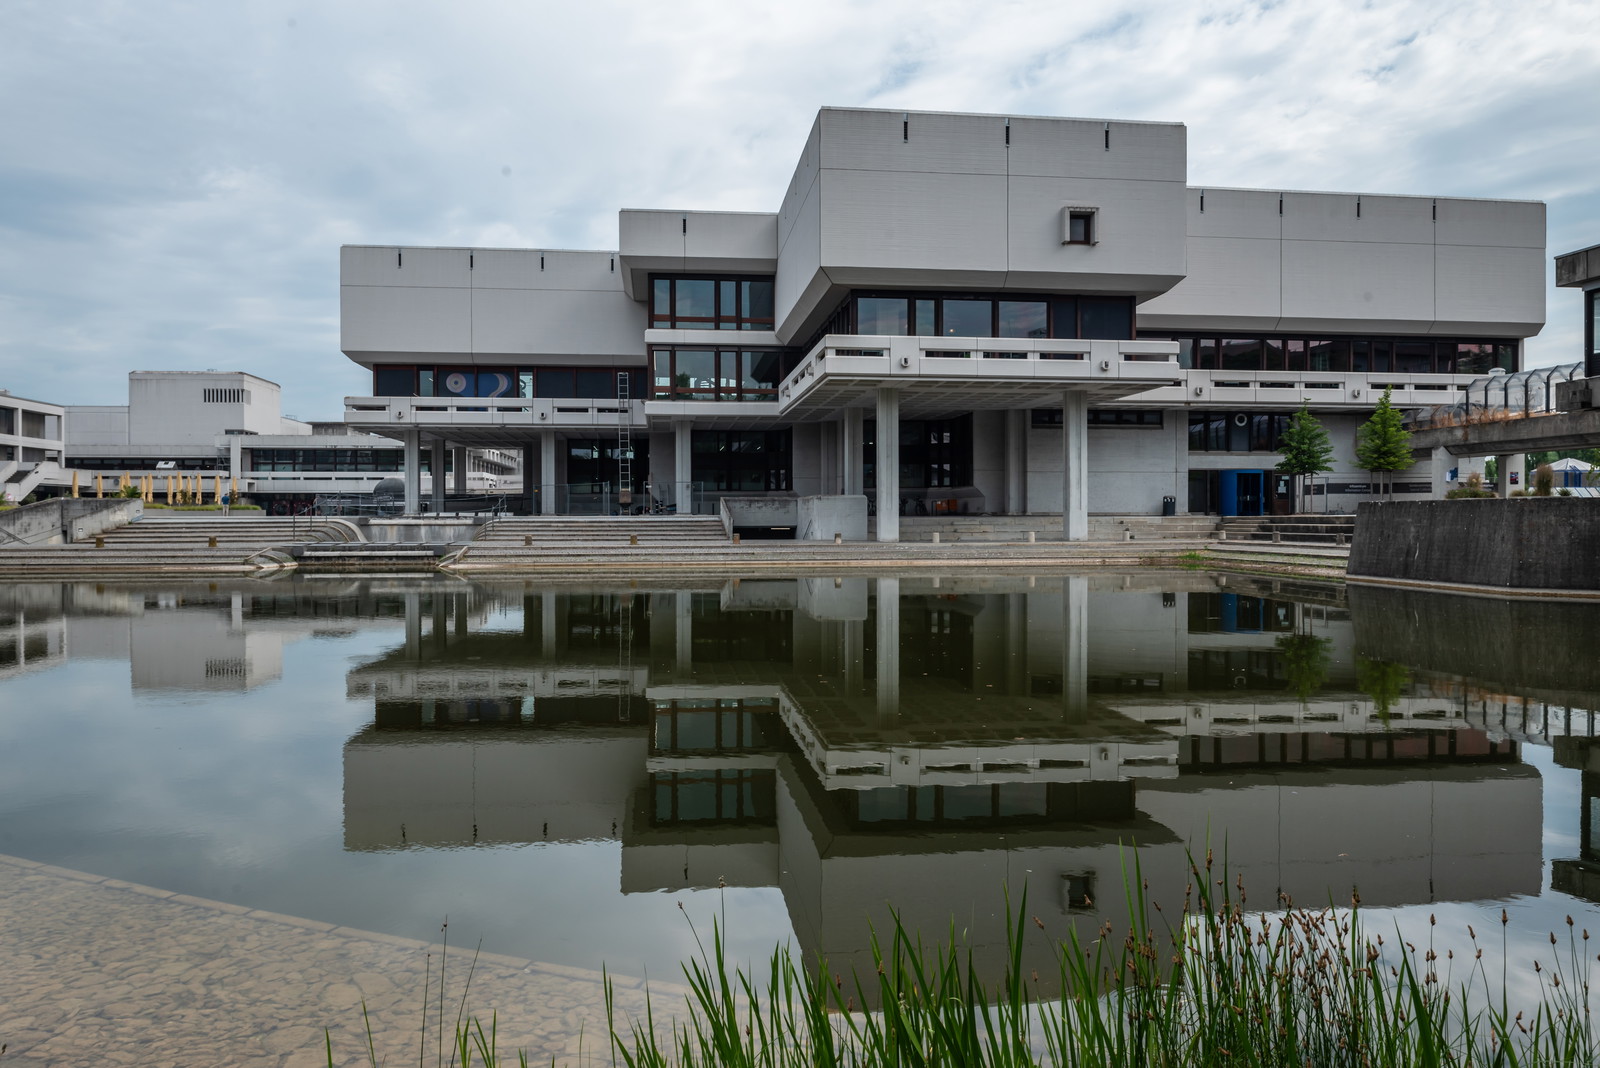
[2,0,1596,418]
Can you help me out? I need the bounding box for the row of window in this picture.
[1188,411,1293,452]
[847,292,1135,341]
[372,366,646,400]
[1147,336,1520,376]
[1032,409,1165,427]
[650,276,776,331]
[67,457,226,471]
[247,448,406,473]
[650,348,799,401]
[691,430,793,491]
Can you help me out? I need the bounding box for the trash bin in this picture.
[1162,495,1176,516]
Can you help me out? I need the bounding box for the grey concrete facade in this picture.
[337,106,1547,536]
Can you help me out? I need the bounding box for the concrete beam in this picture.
[1410,408,1600,457]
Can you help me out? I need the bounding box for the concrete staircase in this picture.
[891,514,1219,542]
[1217,514,1357,545]
[460,516,732,563]
[0,516,354,575]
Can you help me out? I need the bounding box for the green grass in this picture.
[331,849,1600,1066]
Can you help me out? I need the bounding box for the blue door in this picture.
[1219,470,1266,516]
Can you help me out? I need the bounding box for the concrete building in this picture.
[0,390,68,502]
[339,107,1545,537]
[63,371,520,511]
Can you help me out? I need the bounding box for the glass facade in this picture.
[650,348,796,401]
[248,448,404,473]
[864,415,973,490]
[372,366,644,400]
[845,292,1134,341]
[1150,334,1519,375]
[690,430,792,491]
[650,276,776,331]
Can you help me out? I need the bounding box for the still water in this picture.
[1,572,1597,995]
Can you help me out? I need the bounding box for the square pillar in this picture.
[1061,390,1088,541]
[521,444,535,513]
[402,431,421,515]
[1429,447,1454,499]
[875,388,900,542]
[539,429,557,514]
[874,577,900,725]
[673,420,693,512]
[842,408,864,496]
[430,439,447,513]
[1004,409,1027,515]
[1495,453,1514,498]
[452,447,468,495]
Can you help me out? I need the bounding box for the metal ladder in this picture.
[615,373,632,512]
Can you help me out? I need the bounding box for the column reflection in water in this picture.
[324,574,1553,1001]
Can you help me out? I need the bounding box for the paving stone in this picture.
[0,851,686,1066]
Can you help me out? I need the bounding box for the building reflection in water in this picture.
[337,574,1545,994]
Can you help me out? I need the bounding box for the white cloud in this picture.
[0,0,1595,414]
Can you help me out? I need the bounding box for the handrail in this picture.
[718,495,733,539]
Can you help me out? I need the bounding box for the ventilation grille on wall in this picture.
[203,388,250,404]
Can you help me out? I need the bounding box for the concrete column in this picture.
[1005,591,1027,696]
[674,591,693,676]
[402,431,421,515]
[403,591,422,659]
[874,577,900,725]
[452,447,468,495]
[842,617,864,695]
[539,429,557,514]
[820,421,841,496]
[1429,447,1454,499]
[673,420,693,512]
[842,408,864,496]
[521,444,535,513]
[1063,575,1088,720]
[875,388,900,543]
[541,592,557,659]
[430,439,447,513]
[1496,453,1514,498]
[1005,409,1027,515]
[1061,390,1088,541]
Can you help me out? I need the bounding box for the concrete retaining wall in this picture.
[0,497,143,546]
[1348,499,1600,591]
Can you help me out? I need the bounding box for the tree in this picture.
[1275,403,1334,513]
[1354,386,1414,499]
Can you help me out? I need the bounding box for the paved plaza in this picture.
[0,852,671,1067]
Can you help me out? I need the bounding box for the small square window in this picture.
[1063,208,1096,245]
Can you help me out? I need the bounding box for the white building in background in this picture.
[339,106,1546,537]
[63,371,520,510]
[0,390,69,501]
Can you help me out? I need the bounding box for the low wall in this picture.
[1349,499,1600,591]
[796,496,868,541]
[0,498,143,546]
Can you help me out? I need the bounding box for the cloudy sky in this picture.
[2,0,1596,418]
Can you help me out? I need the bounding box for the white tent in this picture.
[1546,458,1593,471]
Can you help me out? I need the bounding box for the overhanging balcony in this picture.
[343,396,641,445]
[776,335,1184,420]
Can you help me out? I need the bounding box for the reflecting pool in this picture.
[1,572,1597,994]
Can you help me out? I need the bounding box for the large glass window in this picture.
[942,299,991,337]
[1079,297,1133,340]
[998,300,1048,338]
[375,366,640,399]
[691,430,792,490]
[650,348,792,401]
[857,297,908,335]
[649,276,776,330]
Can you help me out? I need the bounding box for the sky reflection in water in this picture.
[0,573,1596,992]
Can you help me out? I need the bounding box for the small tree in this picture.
[1276,403,1334,513]
[1354,386,1414,499]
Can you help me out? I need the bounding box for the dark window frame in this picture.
[648,274,777,331]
